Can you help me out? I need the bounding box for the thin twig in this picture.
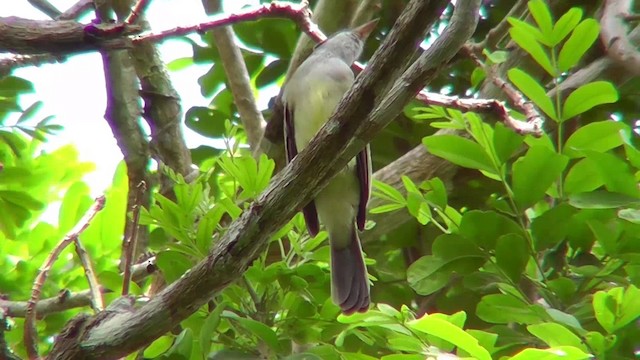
[58,0,94,20]
[27,0,62,19]
[73,238,104,312]
[205,0,266,152]
[0,54,66,77]
[416,90,542,136]
[23,196,106,360]
[462,44,544,135]
[468,0,528,51]
[125,0,153,25]
[0,257,155,318]
[134,1,321,44]
[122,181,146,296]
[1,289,104,318]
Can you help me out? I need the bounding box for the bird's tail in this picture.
[330,226,370,314]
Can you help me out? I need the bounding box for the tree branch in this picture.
[0,257,156,318]
[27,0,62,19]
[3,289,101,319]
[416,90,542,135]
[73,237,104,312]
[47,1,465,357]
[124,0,152,25]
[462,45,544,135]
[94,0,153,270]
[124,4,192,200]
[203,0,266,152]
[134,1,319,44]
[601,0,640,76]
[24,196,106,359]
[0,17,139,54]
[58,0,95,20]
[0,54,65,77]
[122,181,146,296]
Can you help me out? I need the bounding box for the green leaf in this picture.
[508,18,544,43]
[531,203,577,250]
[562,81,618,121]
[17,126,46,142]
[200,302,227,355]
[476,294,545,324]
[369,203,405,214]
[164,328,193,359]
[509,26,555,76]
[185,106,228,138]
[493,122,524,164]
[459,210,523,250]
[58,181,92,233]
[558,19,600,72]
[372,180,405,204]
[167,57,194,71]
[618,208,640,224]
[380,355,423,360]
[0,190,45,212]
[407,256,468,295]
[0,76,34,97]
[196,205,224,255]
[507,68,556,121]
[564,158,603,194]
[551,8,583,46]
[421,177,448,210]
[432,234,485,262]
[17,101,43,124]
[144,336,173,358]
[227,315,281,352]
[156,250,193,283]
[422,135,495,173]
[527,323,588,351]
[528,0,553,40]
[406,191,431,225]
[483,49,509,64]
[593,286,640,334]
[587,218,620,256]
[495,233,529,282]
[592,289,616,333]
[512,145,568,209]
[256,59,287,88]
[509,346,592,360]
[584,151,640,197]
[624,143,640,169]
[563,121,626,158]
[616,285,640,333]
[569,191,640,209]
[408,315,491,360]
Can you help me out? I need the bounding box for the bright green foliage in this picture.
[381,1,640,359]
[0,91,127,356]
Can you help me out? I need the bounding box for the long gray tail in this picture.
[330,226,370,314]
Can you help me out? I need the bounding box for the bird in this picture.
[281,20,377,314]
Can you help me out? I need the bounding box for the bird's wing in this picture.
[355,144,371,231]
[284,102,320,236]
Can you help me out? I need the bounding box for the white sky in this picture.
[2,0,260,195]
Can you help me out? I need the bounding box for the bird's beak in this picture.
[353,18,379,40]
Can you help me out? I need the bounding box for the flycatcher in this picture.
[282,20,377,314]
